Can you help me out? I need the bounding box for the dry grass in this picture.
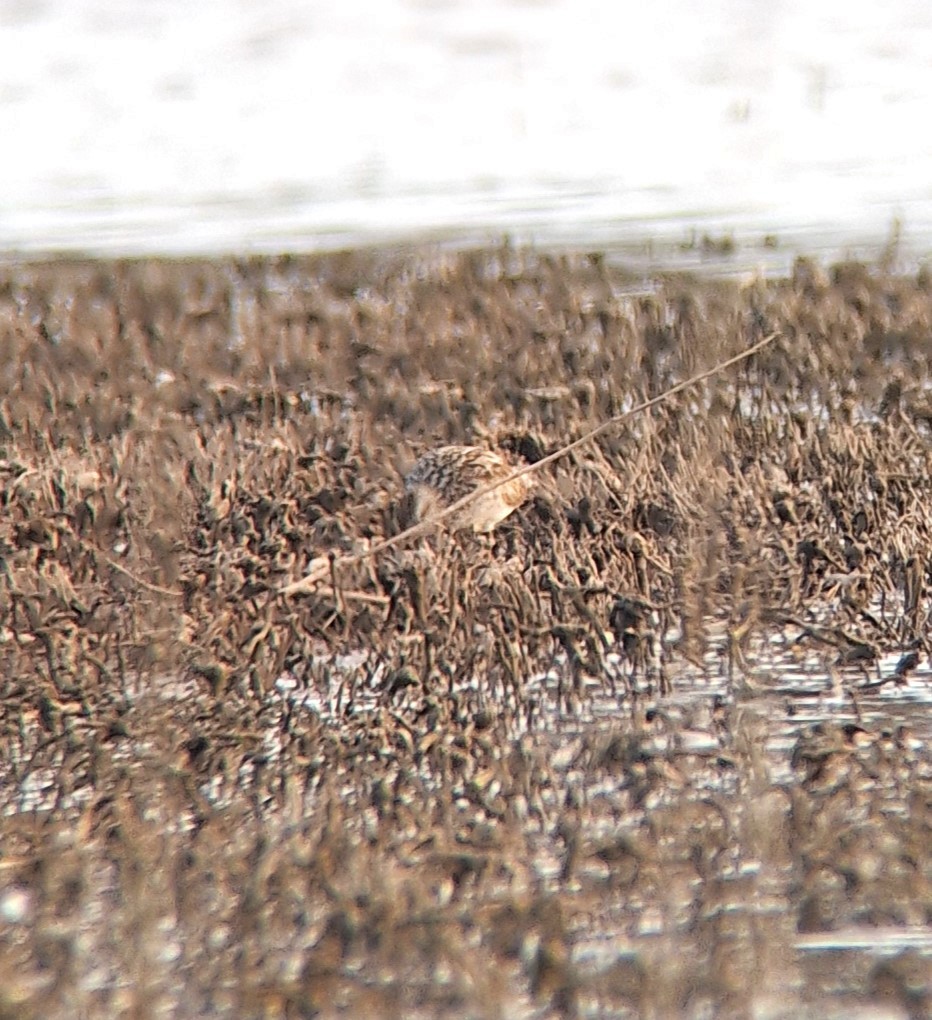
[0,246,930,1018]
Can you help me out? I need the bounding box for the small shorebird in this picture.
[405,445,533,533]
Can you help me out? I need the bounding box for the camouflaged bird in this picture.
[405,445,533,533]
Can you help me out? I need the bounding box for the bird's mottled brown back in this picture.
[405,445,533,532]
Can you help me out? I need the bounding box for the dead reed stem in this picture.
[280,332,781,595]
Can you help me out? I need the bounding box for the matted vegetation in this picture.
[0,247,930,1018]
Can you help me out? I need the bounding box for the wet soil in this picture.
[0,247,930,1018]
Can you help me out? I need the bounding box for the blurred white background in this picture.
[2,0,931,269]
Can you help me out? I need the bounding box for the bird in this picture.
[404,445,533,533]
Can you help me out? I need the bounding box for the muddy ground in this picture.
[0,247,930,1018]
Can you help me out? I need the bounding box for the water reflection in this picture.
[1,0,931,267]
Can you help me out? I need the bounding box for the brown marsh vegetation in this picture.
[0,247,930,1018]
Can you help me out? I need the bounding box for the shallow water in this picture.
[2,0,932,272]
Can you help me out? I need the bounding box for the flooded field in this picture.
[3,0,932,272]
[0,247,930,1017]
